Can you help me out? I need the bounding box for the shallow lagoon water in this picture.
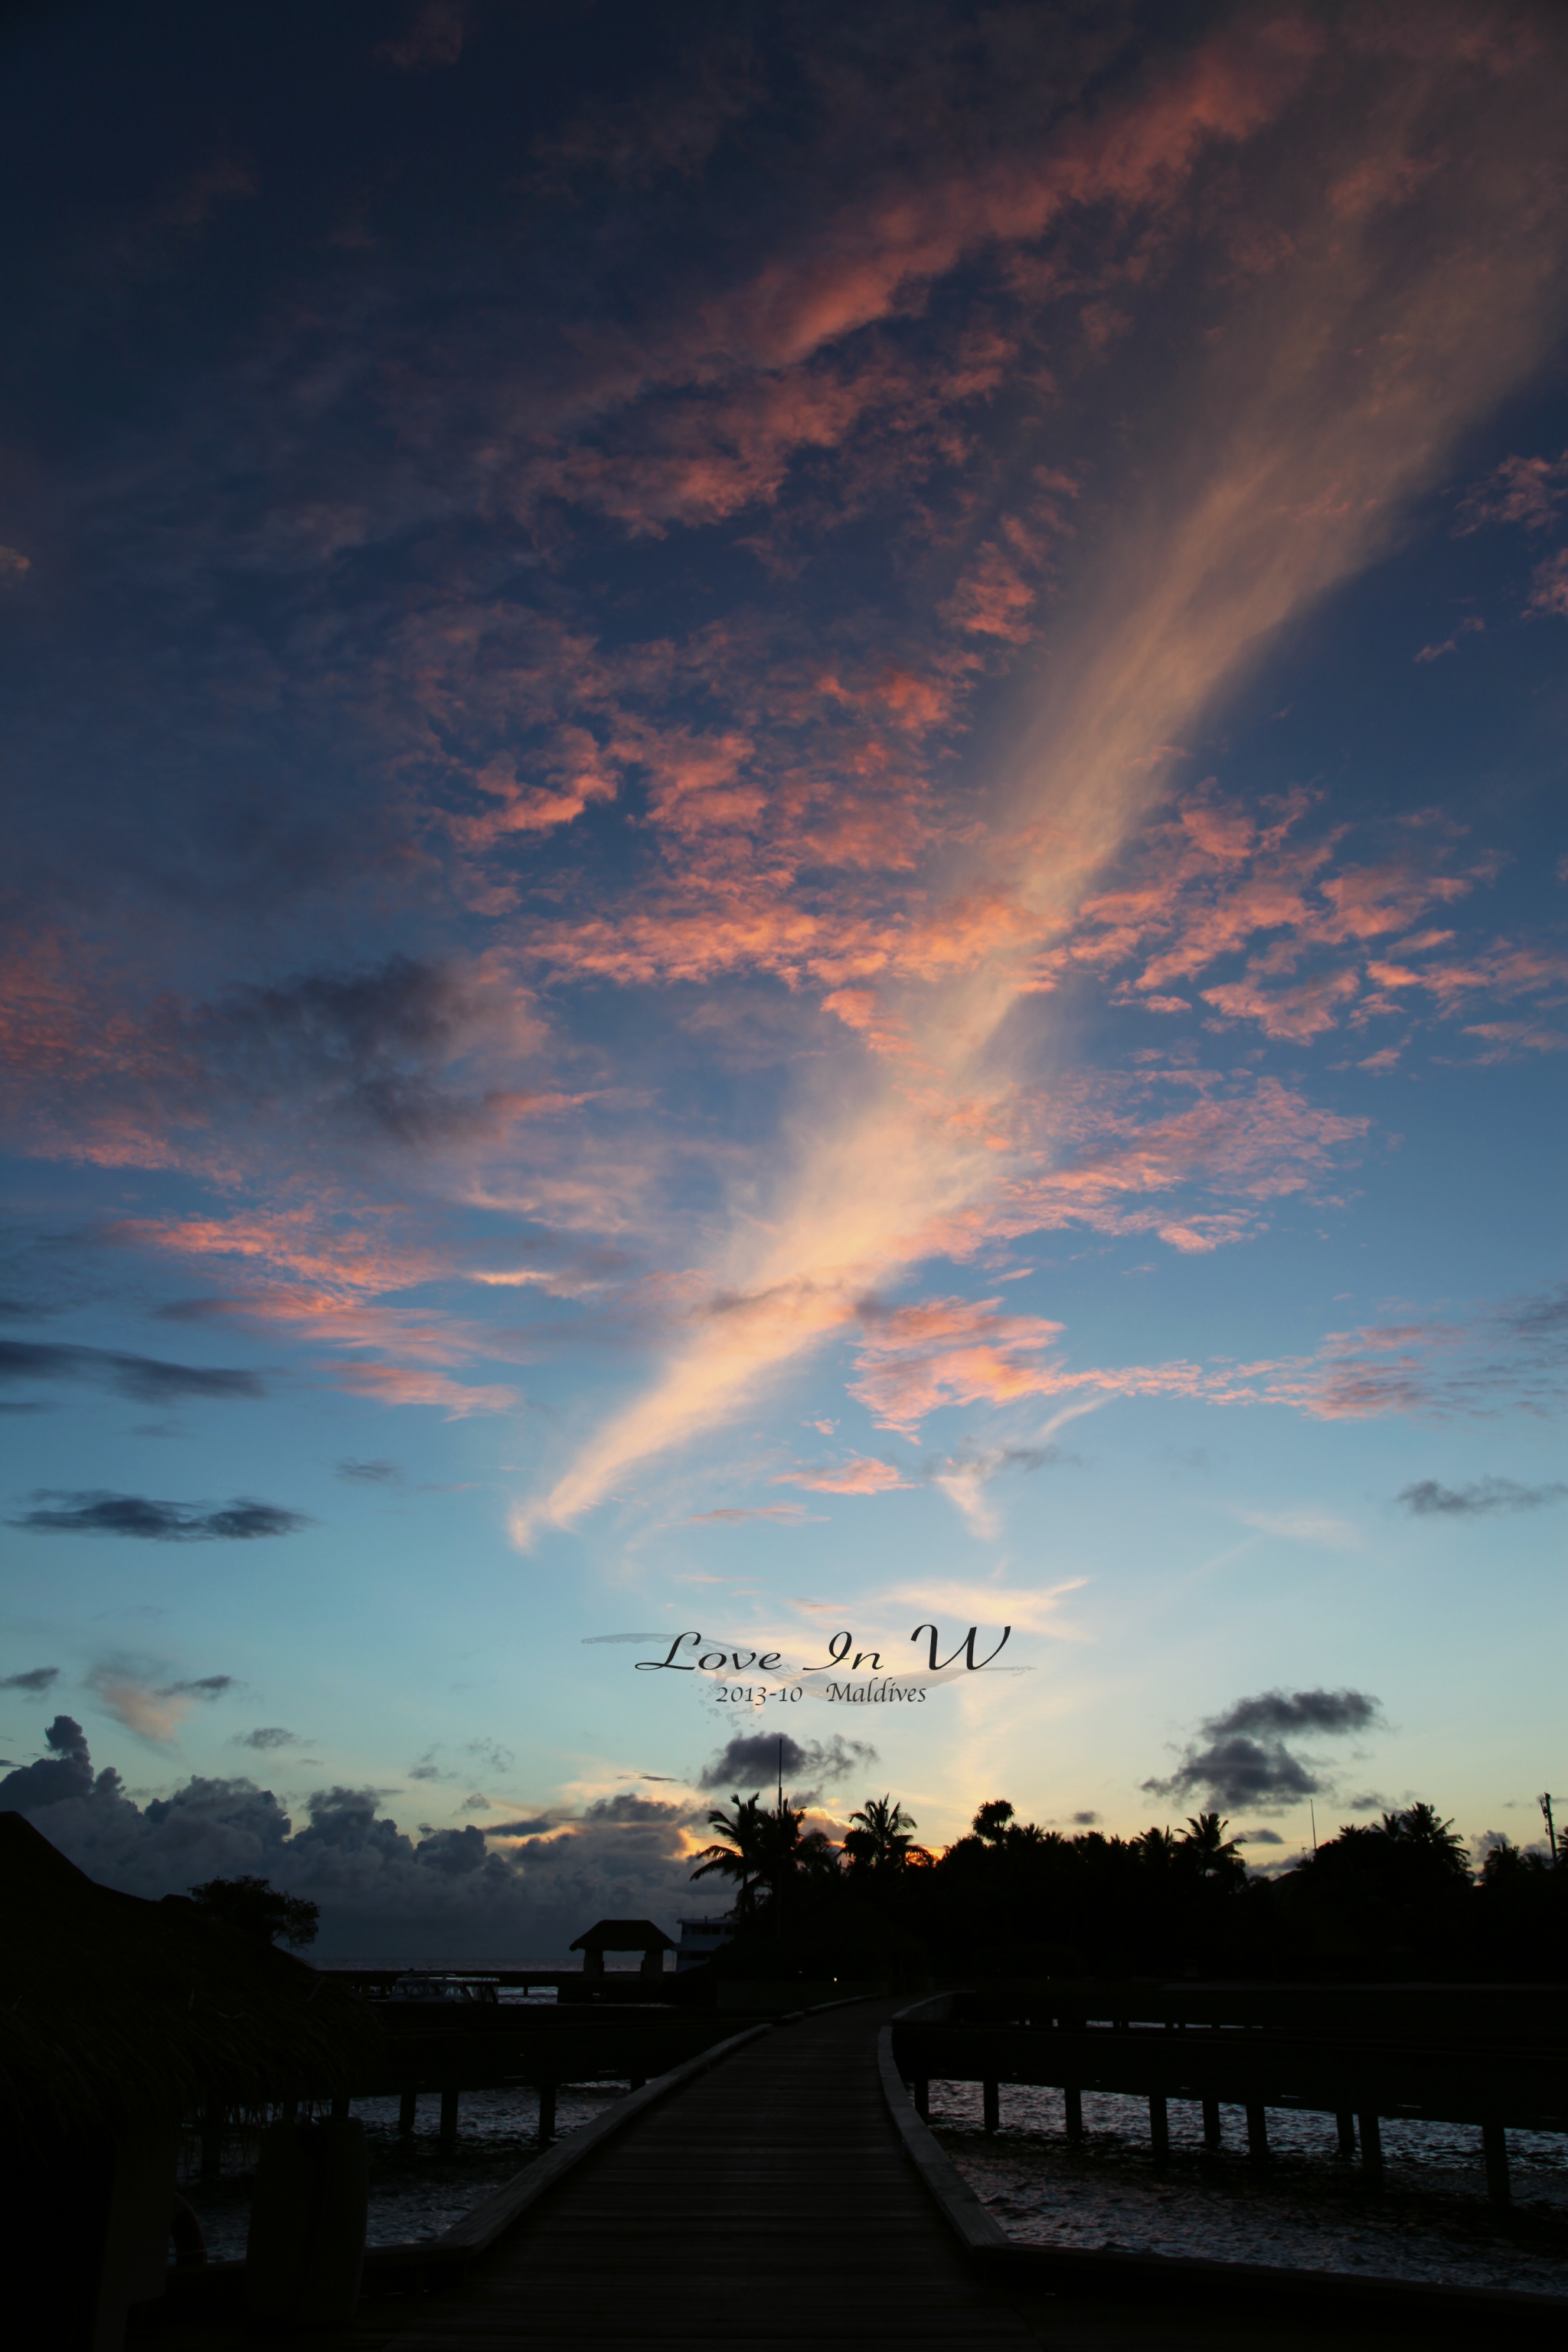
[931,2079,1568,2299]
[181,2081,630,2261]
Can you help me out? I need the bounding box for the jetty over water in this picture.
[145,1988,1565,2352]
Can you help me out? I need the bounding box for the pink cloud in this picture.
[1456,448,1568,533]
[773,1455,913,1494]
[1527,547,1568,619]
[848,1295,1067,1432]
[327,1364,521,1416]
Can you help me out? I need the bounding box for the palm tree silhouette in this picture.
[844,1794,926,1873]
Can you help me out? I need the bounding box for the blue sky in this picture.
[1,0,1563,1953]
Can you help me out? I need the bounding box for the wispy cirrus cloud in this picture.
[513,24,1568,1535]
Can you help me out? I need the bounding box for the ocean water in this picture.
[931,2080,1568,2299]
[179,2080,629,2262]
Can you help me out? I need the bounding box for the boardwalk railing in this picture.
[891,1981,1568,2204]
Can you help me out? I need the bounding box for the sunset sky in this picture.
[1,0,1563,1954]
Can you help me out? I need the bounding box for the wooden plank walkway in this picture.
[386,1997,1039,2352]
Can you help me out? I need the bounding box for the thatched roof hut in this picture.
[0,1812,377,2135]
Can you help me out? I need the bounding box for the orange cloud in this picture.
[328,1364,522,1416]
[773,1455,913,1494]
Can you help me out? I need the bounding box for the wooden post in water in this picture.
[1335,2111,1355,2157]
[439,2086,459,2148]
[1063,2085,1083,2142]
[397,2089,416,2135]
[1148,2092,1168,2164]
[331,2094,350,2122]
[1246,2102,1269,2164]
[537,2082,557,2141]
[982,2079,1000,2136]
[912,2076,929,2122]
[1357,2110,1382,2171]
[1483,2120,1511,2205]
[1201,2097,1220,2150]
[199,2097,224,2182]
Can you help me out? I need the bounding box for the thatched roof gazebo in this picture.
[0,1814,377,2349]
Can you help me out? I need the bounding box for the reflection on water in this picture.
[933,2080,1568,2299]
[181,2082,629,2261]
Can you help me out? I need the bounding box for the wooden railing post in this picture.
[199,2097,224,2182]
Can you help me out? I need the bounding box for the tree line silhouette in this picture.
[693,1792,1566,1982]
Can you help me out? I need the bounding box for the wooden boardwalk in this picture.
[385,1997,1036,2351]
[142,2000,1540,2352]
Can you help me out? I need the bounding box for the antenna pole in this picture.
[1309,1800,1317,1856]
[1541,1792,1557,1866]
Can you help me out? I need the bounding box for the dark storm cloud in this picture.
[1142,1687,1383,1815]
[2,1722,725,1950]
[698,1731,875,1805]
[8,1491,310,1540]
[0,1714,93,1809]
[184,957,527,1146]
[1204,1690,1382,1740]
[0,1341,263,1401]
[1398,1476,1567,1517]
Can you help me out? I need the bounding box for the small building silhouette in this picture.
[570,1918,677,1978]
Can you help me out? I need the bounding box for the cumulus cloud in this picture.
[1142,1687,1383,1815]
[698,1731,877,1806]
[1398,1475,1567,1516]
[8,1491,310,1540]
[0,1341,263,1402]
[1,1665,60,1693]
[1,1721,710,1955]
